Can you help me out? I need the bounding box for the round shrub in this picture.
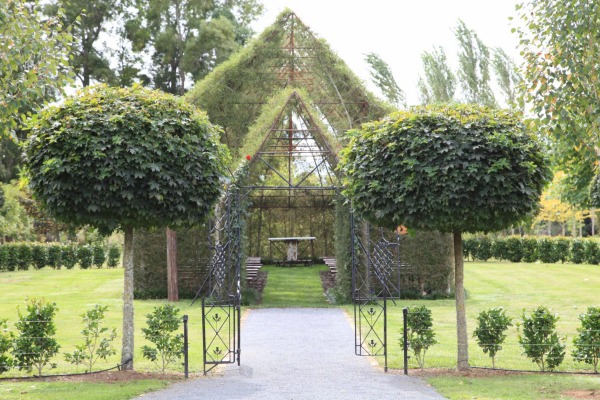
[584,240,600,265]
[505,236,524,263]
[61,245,78,269]
[492,237,509,261]
[472,236,493,261]
[571,239,585,264]
[554,237,571,263]
[462,237,475,261]
[78,245,93,269]
[538,237,559,264]
[5,244,18,271]
[522,237,539,263]
[17,244,32,270]
[92,245,106,268]
[47,245,62,269]
[107,245,121,268]
[31,244,48,269]
[0,246,8,271]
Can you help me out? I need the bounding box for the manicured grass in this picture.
[0,267,208,376]
[427,374,600,400]
[0,380,170,400]
[257,264,332,308]
[377,261,600,373]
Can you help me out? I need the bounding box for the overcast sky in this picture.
[251,0,521,105]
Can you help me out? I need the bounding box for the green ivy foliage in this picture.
[340,104,551,233]
[24,84,229,235]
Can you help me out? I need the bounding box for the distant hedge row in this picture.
[0,243,121,271]
[463,235,600,264]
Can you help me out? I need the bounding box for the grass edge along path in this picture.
[425,373,600,400]
[0,379,171,400]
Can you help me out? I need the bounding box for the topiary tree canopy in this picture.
[24,84,228,370]
[340,103,550,370]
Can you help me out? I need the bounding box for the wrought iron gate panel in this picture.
[202,299,239,369]
[195,188,243,374]
[351,212,401,372]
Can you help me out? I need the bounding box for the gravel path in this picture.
[141,308,446,400]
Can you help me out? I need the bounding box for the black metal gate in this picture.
[193,188,243,374]
[351,213,402,372]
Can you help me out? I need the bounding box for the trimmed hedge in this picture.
[0,243,121,271]
[463,235,600,265]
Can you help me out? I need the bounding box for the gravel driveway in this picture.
[140,308,446,400]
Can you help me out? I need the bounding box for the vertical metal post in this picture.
[350,211,356,298]
[236,191,242,367]
[202,298,207,375]
[403,307,408,375]
[384,295,388,372]
[183,314,189,379]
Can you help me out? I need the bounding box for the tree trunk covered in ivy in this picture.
[166,228,178,301]
[454,232,469,370]
[121,226,134,370]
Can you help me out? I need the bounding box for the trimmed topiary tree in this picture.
[24,84,227,370]
[340,104,550,370]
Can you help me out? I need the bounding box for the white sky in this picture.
[251,0,521,106]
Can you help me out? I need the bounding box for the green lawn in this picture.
[427,374,600,400]
[0,380,170,400]
[257,264,332,308]
[3,260,600,400]
[378,261,600,373]
[0,267,208,377]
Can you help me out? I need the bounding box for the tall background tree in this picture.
[516,0,600,206]
[454,19,496,107]
[44,0,129,87]
[364,52,406,108]
[0,0,74,139]
[417,46,456,104]
[340,104,550,370]
[126,0,263,94]
[491,47,521,109]
[24,84,228,369]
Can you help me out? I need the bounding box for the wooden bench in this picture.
[322,257,337,275]
[246,257,263,281]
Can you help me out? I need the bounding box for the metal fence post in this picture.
[183,314,189,379]
[403,307,408,375]
[384,295,388,373]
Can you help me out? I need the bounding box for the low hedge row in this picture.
[0,243,121,271]
[463,235,600,264]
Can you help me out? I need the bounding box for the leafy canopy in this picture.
[340,104,551,233]
[24,84,228,235]
[0,0,74,138]
[516,0,600,203]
